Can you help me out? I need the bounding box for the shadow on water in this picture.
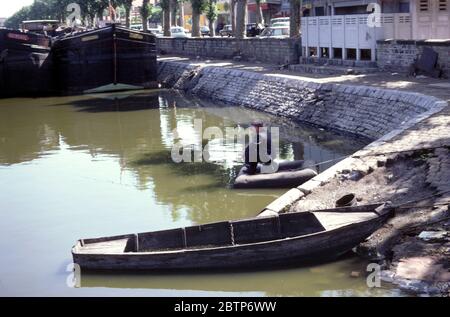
[130,150,239,189]
[52,91,161,112]
[130,150,174,166]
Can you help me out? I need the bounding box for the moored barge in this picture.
[52,24,157,95]
[0,28,53,96]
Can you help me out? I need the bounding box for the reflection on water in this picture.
[81,256,401,297]
[0,89,395,296]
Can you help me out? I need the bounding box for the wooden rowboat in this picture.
[72,203,392,271]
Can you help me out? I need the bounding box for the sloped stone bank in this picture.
[158,60,444,140]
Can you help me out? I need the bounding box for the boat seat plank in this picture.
[313,212,376,230]
[78,238,131,254]
[279,212,326,237]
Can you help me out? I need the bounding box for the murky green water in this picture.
[0,89,398,296]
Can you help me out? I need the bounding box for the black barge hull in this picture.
[52,25,157,95]
[0,29,53,97]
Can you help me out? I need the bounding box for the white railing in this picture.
[301,13,412,59]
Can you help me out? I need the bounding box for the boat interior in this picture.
[75,204,383,254]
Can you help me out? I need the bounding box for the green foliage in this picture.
[140,0,152,18]
[4,0,134,29]
[205,0,218,22]
[160,0,171,11]
[5,0,74,29]
[190,0,208,14]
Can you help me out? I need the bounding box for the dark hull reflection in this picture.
[78,255,395,296]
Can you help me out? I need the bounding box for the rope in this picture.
[299,145,449,170]
[399,216,450,233]
[352,145,450,159]
[391,189,450,209]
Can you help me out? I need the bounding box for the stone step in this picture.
[299,57,378,68]
[288,63,380,75]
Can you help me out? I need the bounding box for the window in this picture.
[333,48,342,59]
[419,0,429,12]
[360,49,372,61]
[320,48,329,58]
[399,1,410,13]
[315,7,325,16]
[439,0,448,11]
[346,48,357,60]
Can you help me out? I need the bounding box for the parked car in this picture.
[219,24,233,37]
[200,26,210,37]
[148,28,163,37]
[258,26,289,38]
[170,26,189,38]
[270,17,290,26]
[246,23,264,37]
[272,22,289,28]
[130,24,143,31]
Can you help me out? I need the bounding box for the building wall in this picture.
[377,40,450,78]
[411,0,450,40]
[157,37,301,64]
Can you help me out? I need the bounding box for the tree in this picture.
[160,0,171,36]
[140,0,151,31]
[190,0,207,37]
[235,0,246,38]
[289,0,301,38]
[5,6,31,29]
[230,0,236,34]
[171,0,178,26]
[255,0,264,25]
[5,0,71,29]
[178,0,185,28]
[205,0,217,37]
[118,0,133,28]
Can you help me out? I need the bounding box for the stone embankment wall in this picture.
[377,40,450,78]
[156,37,301,64]
[158,60,444,140]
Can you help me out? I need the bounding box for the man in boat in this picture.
[243,121,273,175]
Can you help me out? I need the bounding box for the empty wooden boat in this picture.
[52,24,157,95]
[72,203,392,271]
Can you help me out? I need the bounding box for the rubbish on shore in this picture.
[418,230,448,242]
[335,193,357,207]
[409,47,442,78]
[233,160,317,189]
[350,271,361,278]
[72,203,393,271]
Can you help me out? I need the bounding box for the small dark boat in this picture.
[52,24,157,95]
[0,28,53,96]
[72,203,392,271]
[233,160,317,189]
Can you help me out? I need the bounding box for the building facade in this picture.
[301,0,450,61]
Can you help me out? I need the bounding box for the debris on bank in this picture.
[291,147,450,296]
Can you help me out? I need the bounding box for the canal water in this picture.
[0,89,399,296]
